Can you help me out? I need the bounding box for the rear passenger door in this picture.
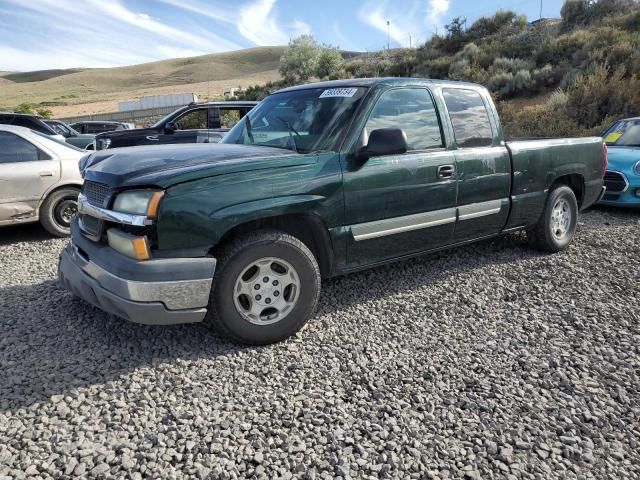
[0,131,60,221]
[442,88,511,240]
[342,87,458,268]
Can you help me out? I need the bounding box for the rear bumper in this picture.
[58,219,216,325]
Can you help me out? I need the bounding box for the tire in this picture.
[39,187,80,237]
[527,185,578,252]
[205,230,321,345]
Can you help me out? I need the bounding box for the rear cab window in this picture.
[442,89,494,148]
[210,107,248,130]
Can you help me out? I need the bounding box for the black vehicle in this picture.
[70,121,133,135]
[0,112,62,138]
[93,101,257,150]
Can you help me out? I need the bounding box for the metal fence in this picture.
[57,105,183,127]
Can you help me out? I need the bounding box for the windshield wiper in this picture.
[276,116,300,153]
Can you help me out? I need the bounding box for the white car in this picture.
[0,125,86,236]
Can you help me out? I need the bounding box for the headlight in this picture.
[99,138,111,149]
[112,190,164,218]
[634,161,640,176]
[78,154,91,177]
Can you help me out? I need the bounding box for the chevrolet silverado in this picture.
[58,78,607,345]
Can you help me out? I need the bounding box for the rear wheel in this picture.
[206,230,321,345]
[527,185,578,252]
[39,187,79,237]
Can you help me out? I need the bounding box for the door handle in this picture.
[145,135,159,141]
[39,171,54,177]
[437,165,455,179]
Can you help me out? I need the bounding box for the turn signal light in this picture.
[107,229,151,261]
[146,191,165,219]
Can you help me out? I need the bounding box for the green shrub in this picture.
[499,102,588,138]
[566,64,640,127]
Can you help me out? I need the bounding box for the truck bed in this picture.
[504,137,605,229]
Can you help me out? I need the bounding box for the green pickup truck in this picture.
[59,78,606,345]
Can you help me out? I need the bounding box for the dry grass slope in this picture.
[0,47,286,116]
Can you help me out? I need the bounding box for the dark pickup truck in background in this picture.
[59,78,606,345]
[93,101,257,150]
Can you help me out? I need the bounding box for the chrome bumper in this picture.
[58,224,217,325]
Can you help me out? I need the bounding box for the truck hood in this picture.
[83,143,305,188]
[95,127,159,140]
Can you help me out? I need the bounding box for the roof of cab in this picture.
[275,77,485,94]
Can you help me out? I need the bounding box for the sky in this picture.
[0,0,565,71]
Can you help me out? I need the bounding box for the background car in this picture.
[0,112,65,142]
[45,119,96,150]
[69,120,133,134]
[93,101,257,150]
[600,117,640,206]
[0,124,85,236]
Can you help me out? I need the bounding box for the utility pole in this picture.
[539,0,543,19]
[387,20,390,50]
[409,34,412,49]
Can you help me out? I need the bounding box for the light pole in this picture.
[387,20,390,50]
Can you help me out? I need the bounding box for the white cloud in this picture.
[333,22,363,52]
[237,0,310,45]
[358,0,450,48]
[0,0,242,70]
[157,0,237,25]
[427,0,451,33]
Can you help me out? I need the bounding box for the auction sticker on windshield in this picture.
[319,88,358,98]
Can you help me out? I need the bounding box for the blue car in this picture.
[600,117,640,206]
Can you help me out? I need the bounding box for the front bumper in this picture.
[58,220,216,325]
[599,184,640,206]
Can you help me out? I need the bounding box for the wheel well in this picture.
[39,184,81,208]
[213,214,335,278]
[552,174,585,207]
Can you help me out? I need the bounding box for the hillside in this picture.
[0,47,286,116]
[238,0,640,138]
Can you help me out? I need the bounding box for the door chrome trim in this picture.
[457,199,505,221]
[351,208,457,241]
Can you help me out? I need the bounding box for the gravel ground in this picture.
[0,207,639,479]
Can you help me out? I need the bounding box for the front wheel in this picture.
[39,187,80,237]
[206,230,321,345]
[527,185,578,252]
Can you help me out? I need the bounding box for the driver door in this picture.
[341,87,458,268]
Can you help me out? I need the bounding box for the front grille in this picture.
[83,181,111,207]
[79,214,103,240]
[604,171,628,193]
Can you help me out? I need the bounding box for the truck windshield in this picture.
[222,87,367,153]
[603,119,640,147]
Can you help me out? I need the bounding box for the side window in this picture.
[0,132,41,163]
[364,88,444,151]
[12,117,45,133]
[174,109,207,130]
[442,89,494,148]
[216,108,243,129]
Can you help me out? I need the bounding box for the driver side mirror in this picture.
[164,121,177,134]
[356,128,408,161]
